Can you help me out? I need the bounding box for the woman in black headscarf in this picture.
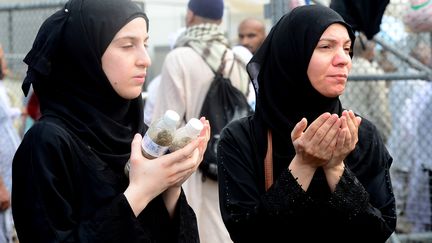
[12,0,209,242]
[217,5,396,242]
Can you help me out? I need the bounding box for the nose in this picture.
[239,37,249,46]
[332,47,350,66]
[137,47,151,68]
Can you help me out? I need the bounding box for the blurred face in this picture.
[102,17,151,99]
[238,19,266,54]
[307,23,352,98]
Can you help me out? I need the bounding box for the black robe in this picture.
[12,116,199,243]
[218,116,396,242]
[221,5,396,242]
[13,0,199,242]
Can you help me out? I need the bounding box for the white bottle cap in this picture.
[185,118,204,137]
[163,110,180,128]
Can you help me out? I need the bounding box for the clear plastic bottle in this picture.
[142,109,180,158]
[125,110,180,177]
[169,118,203,152]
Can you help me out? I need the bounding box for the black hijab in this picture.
[248,5,355,142]
[22,0,148,169]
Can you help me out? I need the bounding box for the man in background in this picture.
[0,43,19,243]
[237,17,266,54]
[151,0,250,242]
[234,18,267,110]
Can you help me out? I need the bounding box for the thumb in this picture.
[291,118,307,141]
[130,133,143,161]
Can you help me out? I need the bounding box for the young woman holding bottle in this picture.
[12,0,210,242]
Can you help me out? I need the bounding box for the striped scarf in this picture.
[175,23,230,72]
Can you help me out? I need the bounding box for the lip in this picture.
[133,73,146,84]
[328,74,347,82]
[329,74,347,78]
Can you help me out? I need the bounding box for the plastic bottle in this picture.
[169,118,203,152]
[124,110,180,177]
[141,109,180,158]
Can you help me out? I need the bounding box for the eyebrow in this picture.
[319,37,351,45]
[113,34,149,42]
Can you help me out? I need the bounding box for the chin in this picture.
[120,91,142,100]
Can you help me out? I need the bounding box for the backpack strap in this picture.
[216,49,228,75]
[216,49,238,79]
[264,130,273,191]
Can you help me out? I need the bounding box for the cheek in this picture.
[347,61,352,73]
[103,55,127,83]
[307,60,323,84]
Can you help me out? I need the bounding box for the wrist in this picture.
[288,155,317,190]
[124,185,152,217]
[163,187,181,203]
[323,162,345,174]
[162,187,181,218]
[324,162,345,192]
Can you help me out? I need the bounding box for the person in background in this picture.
[217,5,396,242]
[0,43,19,243]
[237,17,266,54]
[143,27,185,126]
[388,41,432,233]
[339,32,391,143]
[12,0,209,242]
[0,44,8,80]
[0,45,21,122]
[232,45,255,110]
[235,18,266,111]
[151,0,250,242]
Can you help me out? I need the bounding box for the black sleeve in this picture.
[328,166,396,241]
[217,121,316,243]
[328,121,396,241]
[217,118,396,242]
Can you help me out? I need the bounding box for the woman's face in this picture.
[307,23,352,98]
[102,17,151,99]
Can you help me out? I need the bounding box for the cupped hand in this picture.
[324,110,361,169]
[291,112,342,169]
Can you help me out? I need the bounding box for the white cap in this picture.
[163,110,180,128]
[185,118,204,137]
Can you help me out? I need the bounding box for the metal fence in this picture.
[2,0,432,242]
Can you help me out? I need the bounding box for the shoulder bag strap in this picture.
[264,130,273,191]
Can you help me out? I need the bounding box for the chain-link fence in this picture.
[2,0,432,242]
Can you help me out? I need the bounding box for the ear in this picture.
[186,9,194,27]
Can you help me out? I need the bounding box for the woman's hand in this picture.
[325,110,361,170]
[291,112,342,168]
[323,110,361,191]
[165,117,210,189]
[124,117,210,216]
[289,112,341,190]
[161,117,210,216]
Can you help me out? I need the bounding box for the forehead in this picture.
[239,20,262,31]
[115,17,148,37]
[320,23,350,40]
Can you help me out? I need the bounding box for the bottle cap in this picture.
[163,110,180,128]
[185,118,204,136]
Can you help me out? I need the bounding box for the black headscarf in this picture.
[248,5,355,141]
[22,0,148,168]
